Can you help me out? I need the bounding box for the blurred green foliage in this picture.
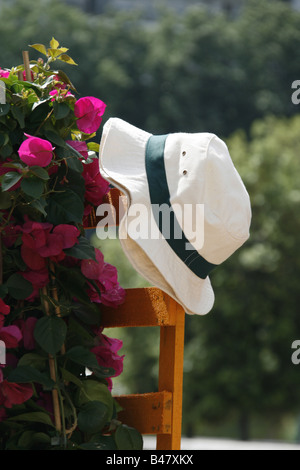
[1,0,300,441]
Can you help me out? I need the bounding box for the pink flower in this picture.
[91,331,124,390]
[49,89,74,102]
[0,299,10,316]
[66,140,89,159]
[0,68,10,78]
[86,260,126,308]
[52,224,80,249]
[14,317,37,350]
[0,379,33,408]
[101,285,126,308]
[82,248,125,308]
[74,96,106,134]
[20,220,80,270]
[18,134,54,167]
[0,299,10,328]
[20,268,49,300]
[22,70,34,81]
[0,325,22,349]
[2,223,22,247]
[81,249,104,280]
[92,344,124,376]
[82,159,109,206]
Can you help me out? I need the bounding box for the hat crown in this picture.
[164,133,251,264]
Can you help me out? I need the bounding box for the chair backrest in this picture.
[85,189,185,450]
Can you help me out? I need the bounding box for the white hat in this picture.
[99,118,251,315]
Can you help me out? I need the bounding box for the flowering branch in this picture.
[0,38,142,451]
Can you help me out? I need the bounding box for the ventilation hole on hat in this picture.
[182,151,186,156]
[183,169,188,176]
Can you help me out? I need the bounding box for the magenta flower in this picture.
[81,249,104,280]
[18,134,54,167]
[74,96,106,134]
[91,332,124,390]
[0,299,10,328]
[101,285,126,308]
[0,299,10,316]
[0,378,33,408]
[0,68,10,78]
[20,220,80,271]
[21,268,49,301]
[0,325,22,349]
[82,159,109,206]
[14,317,38,350]
[2,223,22,248]
[52,224,80,249]
[66,140,89,159]
[49,89,74,102]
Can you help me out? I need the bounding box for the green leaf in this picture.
[0,133,9,147]
[43,130,66,147]
[47,48,62,59]
[0,285,8,298]
[29,43,47,56]
[8,412,55,427]
[55,70,77,91]
[1,172,22,191]
[72,301,102,326]
[65,236,96,260]
[0,191,12,209]
[0,103,10,116]
[21,177,45,199]
[34,316,67,355]
[29,197,47,217]
[50,37,60,49]
[75,379,114,420]
[66,346,99,370]
[11,105,25,128]
[87,142,100,153]
[18,353,47,371]
[67,155,83,173]
[18,431,51,449]
[7,365,54,390]
[0,143,13,157]
[78,401,109,434]
[6,273,33,300]
[53,102,71,120]
[59,54,77,66]
[114,424,143,450]
[29,101,51,125]
[30,166,50,180]
[60,367,83,389]
[55,265,90,303]
[47,189,84,224]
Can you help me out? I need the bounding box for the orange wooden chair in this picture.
[86,189,185,450]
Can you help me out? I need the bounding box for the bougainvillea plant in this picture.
[0,38,143,450]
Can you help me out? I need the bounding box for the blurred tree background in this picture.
[1,0,300,441]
